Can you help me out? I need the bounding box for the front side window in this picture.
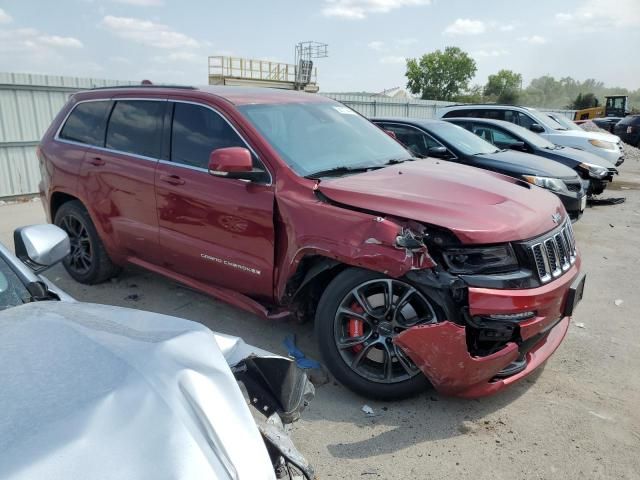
[473,125,519,146]
[238,102,410,176]
[106,100,164,158]
[425,122,500,156]
[381,124,439,157]
[515,112,536,129]
[171,103,245,169]
[0,258,30,311]
[59,101,111,146]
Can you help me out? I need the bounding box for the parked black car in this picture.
[444,117,617,197]
[614,115,640,147]
[592,117,623,134]
[372,117,587,221]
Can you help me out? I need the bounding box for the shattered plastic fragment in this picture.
[614,299,624,306]
[361,405,375,416]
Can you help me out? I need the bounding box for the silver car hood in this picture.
[0,301,277,480]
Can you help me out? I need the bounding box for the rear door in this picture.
[79,98,165,265]
[154,101,275,300]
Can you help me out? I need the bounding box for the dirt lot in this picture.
[1,155,639,479]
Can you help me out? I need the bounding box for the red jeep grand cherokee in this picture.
[38,86,586,399]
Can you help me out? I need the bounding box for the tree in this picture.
[405,47,477,101]
[569,93,599,109]
[484,69,522,104]
[453,84,484,103]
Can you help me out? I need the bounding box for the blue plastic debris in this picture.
[284,334,321,370]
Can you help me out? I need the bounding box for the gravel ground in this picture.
[1,157,639,479]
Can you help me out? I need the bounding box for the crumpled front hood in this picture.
[474,150,578,178]
[318,160,565,244]
[546,129,620,146]
[0,302,276,480]
[547,146,617,169]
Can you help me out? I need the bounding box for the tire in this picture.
[315,268,439,400]
[54,200,120,284]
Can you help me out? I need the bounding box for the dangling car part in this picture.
[0,225,315,480]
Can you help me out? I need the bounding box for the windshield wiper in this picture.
[304,165,382,179]
[383,157,414,165]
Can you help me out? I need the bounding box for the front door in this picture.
[155,101,275,300]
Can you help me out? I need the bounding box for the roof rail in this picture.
[88,84,197,91]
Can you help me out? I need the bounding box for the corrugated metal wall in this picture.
[324,93,577,120]
[323,93,455,119]
[0,73,136,198]
[0,74,578,198]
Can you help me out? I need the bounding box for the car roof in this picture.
[440,104,533,111]
[74,85,332,106]
[372,117,446,128]
[445,117,521,129]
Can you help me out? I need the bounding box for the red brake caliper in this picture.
[348,302,364,353]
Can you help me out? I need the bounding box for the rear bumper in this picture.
[395,263,582,398]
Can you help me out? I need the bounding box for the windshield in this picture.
[427,122,500,155]
[545,113,582,131]
[238,102,411,177]
[0,257,30,311]
[526,108,567,130]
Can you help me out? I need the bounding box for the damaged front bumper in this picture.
[394,263,584,398]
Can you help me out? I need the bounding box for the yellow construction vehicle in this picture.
[574,95,629,120]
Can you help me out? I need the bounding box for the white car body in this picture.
[0,227,315,480]
[437,105,624,165]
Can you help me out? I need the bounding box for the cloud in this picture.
[473,48,509,57]
[101,15,199,49]
[556,0,640,29]
[0,7,12,24]
[0,28,83,53]
[499,24,514,32]
[322,0,431,20]
[112,0,163,5]
[367,40,386,51]
[518,35,547,45]
[379,55,406,64]
[153,52,200,64]
[39,35,83,48]
[444,18,486,35]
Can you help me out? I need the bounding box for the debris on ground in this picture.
[614,299,624,306]
[588,197,626,206]
[283,334,321,370]
[458,420,479,434]
[124,293,141,301]
[361,404,375,416]
[574,322,586,329]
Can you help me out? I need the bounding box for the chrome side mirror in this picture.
[14,224,70,273]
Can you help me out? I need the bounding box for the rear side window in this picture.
[171,103,245,169]
[59,101,111,146]
[106,100,165,158]
[443,109,479,118]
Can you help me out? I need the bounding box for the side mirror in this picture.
[508,141,527,152]
[208,147,268,182]
[209,147,253,175]
[530,124,545,133]
[428,146,450,159]
[14,224,70,273]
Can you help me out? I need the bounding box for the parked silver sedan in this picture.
[0,225,315,480]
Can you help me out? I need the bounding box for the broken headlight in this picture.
[442,244,518,275]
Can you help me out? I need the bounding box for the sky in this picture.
[0,0,639,93]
